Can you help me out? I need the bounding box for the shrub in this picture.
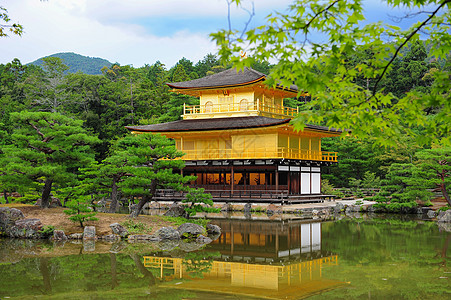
[64,199,98,228]
[38,225,55,238]
[120,219,152,234]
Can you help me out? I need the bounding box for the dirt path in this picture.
[0,204,175,235]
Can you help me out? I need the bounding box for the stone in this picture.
[109,223,129,238]
[196,235,212,244]
[437,222,451,233]
[102,234,121,241]
[209,232,221,241]
[83,240,95,252]
[206,224,221,235]
[177,223,205,239]
[53,230,67,241]
[437,210,451,223]
[110,241,129,253]
[127,234,154,241]
[266,204,282,216]
[243,203,252,213]
[68,233,83,239]
[427,210,436,218]
[83,226,96,240]
[8,218,43,239]
[0,207,25,233]
[49,197,62,208]
[221,203,232,212]
[334,202,345,213]
[157,240,179,251]
[163,203,187,218]
[179,240,203,252]
[148,201,161,210]
[312,209,319,215]
[155,227,180,240]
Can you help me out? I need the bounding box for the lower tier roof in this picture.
[125,116,341,133]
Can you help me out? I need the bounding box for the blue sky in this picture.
[0,0,437,68]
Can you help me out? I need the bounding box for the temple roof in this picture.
[125,116,341,133]
[167,67,298,92]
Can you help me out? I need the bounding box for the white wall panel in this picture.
[311,173,321,194]
[301,173,310,194]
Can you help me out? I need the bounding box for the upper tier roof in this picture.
[125,116,341,133]
[167,67,298,93]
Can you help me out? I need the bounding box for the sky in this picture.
[0,0,432,68]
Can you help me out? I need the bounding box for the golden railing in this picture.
[181,147,337,162]
[183,100,299,118]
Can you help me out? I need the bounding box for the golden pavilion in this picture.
[126,67,340,202]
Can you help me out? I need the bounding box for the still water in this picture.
[0,215,449,299]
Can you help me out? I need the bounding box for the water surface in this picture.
[0,215,449,299]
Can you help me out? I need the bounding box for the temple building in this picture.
[126,67,340,201]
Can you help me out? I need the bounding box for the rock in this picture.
[266,204,282,216]
[209,232,221,241]
[206,224,221,235]
[83,226,96,240]
[148,201,161,210]
[177,223,205,239]
[196,235,212,244]
[179,240,203,252]
[109,223,129,238]
[243,203,252,213]
[0,207,25,233]
[334,203,345,213]
[8,218,43,239]
[83,240,95,252]
[50,197,62,208]
[157,240,179,251]
[127,234,155,241]
[53,230,67,241]
[221,203,232,212]
[110,241,129,253]
[312,209,319,216]
[68,233,83,239]
[427,210,436,219]
[437,222,451,232]
[437,210,451,223]
[102,234,121,241]
[163,203,187,218]
[155,227,180,240]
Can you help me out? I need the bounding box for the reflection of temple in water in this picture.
[210,219,326,262]
[144,220,345,299]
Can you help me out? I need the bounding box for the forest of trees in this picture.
[0,41,449,212]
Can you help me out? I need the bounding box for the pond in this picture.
[0,214,449,299]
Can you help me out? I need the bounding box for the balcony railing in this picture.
[181,147,337,162]
[183,99,299,119]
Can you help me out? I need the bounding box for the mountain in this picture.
[29,52,113,75]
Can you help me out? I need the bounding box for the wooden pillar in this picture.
[231,165,234,194]
[288,171,291,194]
[275,169,279,191]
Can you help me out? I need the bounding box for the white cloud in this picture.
[0,0,293,67]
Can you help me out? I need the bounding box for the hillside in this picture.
[29,52,113,75]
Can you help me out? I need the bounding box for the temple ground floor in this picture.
[181,159,333,197]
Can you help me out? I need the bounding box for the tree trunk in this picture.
[440,181,451,206]
[3,189,8,204]
[109,178,119,213]
[130,254,156,286]
[39,257,52,294]
[130,181,157,218]
[40,179,53,209]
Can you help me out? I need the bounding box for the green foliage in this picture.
[38,225,55,238]
[361,171,381,189]
[320,179,335,195]
[64,198,98,228]
[162,216,210,228]
[30,52,112,75]
[0,6,23,37]
[437,206,450,212]
[212,0,451,146]
[182,188,219,217]
[120,219,152,235]
[0,111,99,208]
